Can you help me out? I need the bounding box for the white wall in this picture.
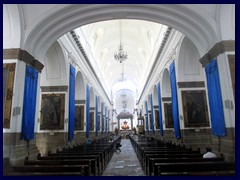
[3,4,21,49]
[216,53,235,129]
[3,60,26,133]
[41,42,68,87]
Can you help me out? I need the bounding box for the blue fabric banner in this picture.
[169,61,181,139]
[105,107,108,133]
[68,65,75,141]
[150,94,155,135]
[86,85,90,138]
[145,101,149,134]
[22,65,38,140]
[157,83,164,136]
[101,102,104,135]
[95,96,98,137]
[205,59,226,136]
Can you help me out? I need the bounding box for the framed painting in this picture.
[149,112,152,130]
[3,63,16,129]
[90,111,94,131]
[182,90,209,127]
[40,94,65,130]
[98,114,101,130]
[75,105,84,130]
[164,102,174,128]
[154,109,160,129]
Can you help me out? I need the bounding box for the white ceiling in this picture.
[75,19,168,101]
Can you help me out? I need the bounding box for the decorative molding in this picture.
[3,48,44,72]
[178,81,205,88]
[153,105,158,109]
[162,97,172,102]
[199,40,235,67]
[75,100,86,104]
[68,52,78,71]
[41,86,68,92]
[90,107,95,111]
[70,31,112,105]
[137,27,172,104]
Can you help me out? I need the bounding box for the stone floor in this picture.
[102,139,145,176]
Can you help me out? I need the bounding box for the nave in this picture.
[3,4,235,176]
[102,139,145,176]
[6,134,235,176]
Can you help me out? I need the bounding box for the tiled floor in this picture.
[102,139,145,176]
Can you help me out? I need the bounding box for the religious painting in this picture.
[40,94,65,130]
[120,119,130,130]
[182,90,209,127]
[164,103,174,128]
[3,63,16,129]
[149,112,152,130]
[90,111,94,131]
[98,114,101,130]
[75,105,84,130]
[154,109,160,129]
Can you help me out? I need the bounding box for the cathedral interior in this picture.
[3,4,235,176]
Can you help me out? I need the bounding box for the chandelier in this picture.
[114,20,128,63]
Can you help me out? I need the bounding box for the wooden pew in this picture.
[144,153,203,170]
[37,153,102,175]
[147,157,224,176]
[12,164,91,176]
[48,151,105,171]
[142,151,202,170]
[153,161,235,176]
[24,157,98,176]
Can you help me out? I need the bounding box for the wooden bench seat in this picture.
[153,161,235,176]
[147,157,224,176]
[12,164,91,176]
[25,158,98,176]
[37,154,102,174]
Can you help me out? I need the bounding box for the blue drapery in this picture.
[157,83,164,136]
[108,110,110,134]
[68,65,75,141]
[169,61,181,139]
[105,107,108,133]
[95,96,98,137]
[86,85,90,138]
[145,101,149,134]
[22,65,38,140]
[150,94,155,135]
[205,59,226,136]
[101,102,104,135]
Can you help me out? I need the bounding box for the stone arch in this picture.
[177,36,204,82]
[161,68,171,98]
[75,71,86,101]
[3,4,21,49]
[90,87,95,108]
[153,85,158,106]
[41,41,68,86]
[22,4,218,59]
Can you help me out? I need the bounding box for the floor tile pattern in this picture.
[102,139,145,176]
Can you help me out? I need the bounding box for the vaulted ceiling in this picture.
[75,20,168,97]
[75,20,168,113]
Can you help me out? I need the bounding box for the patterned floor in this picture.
[102,139,145,176]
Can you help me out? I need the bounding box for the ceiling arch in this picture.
[22,4,218,60]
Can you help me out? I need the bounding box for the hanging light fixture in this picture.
[114,20,128,63]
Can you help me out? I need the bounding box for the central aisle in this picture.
[102,139,145,176]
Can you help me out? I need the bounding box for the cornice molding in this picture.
[199,40,235,67]
[40,86,68,92]
[178,81,205,88]
[3,48,44,72]
[70,30,112,105]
